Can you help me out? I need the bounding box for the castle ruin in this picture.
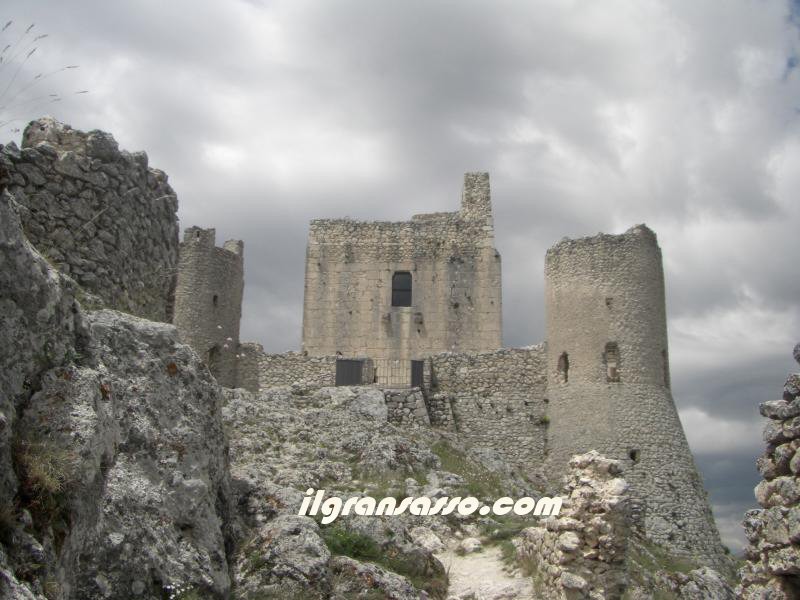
[0,118,729,572]
[290,172,727,567]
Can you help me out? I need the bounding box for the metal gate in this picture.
[372,358,425,388]
[335,359,363,386]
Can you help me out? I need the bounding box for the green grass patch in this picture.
[498,540,517,566]
[431,441,505,499]
[621,536,704,598]
[480,513,532,543]
[346,466,411,498]
[629,538,698,577]
[321,524,448,599]
[321,525,382,562]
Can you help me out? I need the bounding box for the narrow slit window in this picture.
[212,294,219,308]
[206,345,221,379]
[605,342,620,382]
[557,352,569,383]
[392,272,412,307]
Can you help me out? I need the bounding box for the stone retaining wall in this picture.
[384,389,430,427]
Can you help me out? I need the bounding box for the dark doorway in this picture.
[411,360,424,388]
[336,359,363,386]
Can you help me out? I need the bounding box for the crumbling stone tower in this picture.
[544,225,728,567]
[173,227,244,387]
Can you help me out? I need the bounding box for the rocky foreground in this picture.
[1,183,739,599]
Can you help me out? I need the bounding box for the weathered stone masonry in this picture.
[516,452,630,599]
[173,227,244,388]
[0,117,179,322]
[239,344,336,392]
[302,172,502,365]
[427,346,548,471]
[544,225,727,568]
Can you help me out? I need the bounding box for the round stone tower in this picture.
[544,225,729,569]
[173,226,244,387]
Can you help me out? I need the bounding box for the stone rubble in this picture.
[515,451,630,599]
[738,343,800,599]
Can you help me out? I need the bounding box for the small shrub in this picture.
[321,525,381,561]
[499,539,517,565]
[43,579,62,600]
[16,437,75,497]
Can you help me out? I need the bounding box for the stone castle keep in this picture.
[0,118,727,569]
[302,172,502,372]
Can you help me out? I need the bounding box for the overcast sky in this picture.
[3,0,799,553]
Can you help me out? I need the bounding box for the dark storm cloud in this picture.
[3,0,799,553]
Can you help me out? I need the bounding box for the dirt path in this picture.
[436,546,535,600]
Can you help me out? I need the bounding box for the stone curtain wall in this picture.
[256,352,337,390]
[739,344,800,599]
[516,452,630,599]
[301,172,502,362]
[0,117,179,321]
[543,225,728,568]
[426,346,548,472]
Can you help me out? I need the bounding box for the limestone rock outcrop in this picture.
[1,188,234,599]
[222,386,450,599]
[738,343,800,599]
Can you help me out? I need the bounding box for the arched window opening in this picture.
[392,271,412,307]
[557,352,569,383]
[605,342,620,383]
